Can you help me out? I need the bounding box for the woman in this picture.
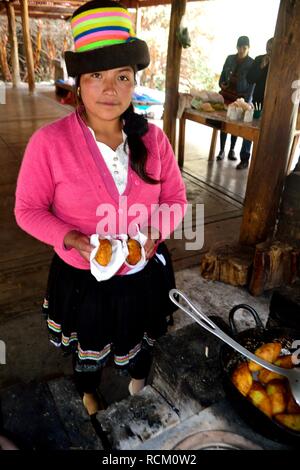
[15,0,187,415]
[216,36,253,162]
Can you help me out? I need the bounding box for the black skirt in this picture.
[42,243,177,374]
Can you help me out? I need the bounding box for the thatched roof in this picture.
[0,0,201,20]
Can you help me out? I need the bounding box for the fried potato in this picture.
[286,392,300,414]
[275,413,300,432]
[266,379,287,415]
[95,239,112,266]
[258,354,294,384]
[248,342,282,372]
[258,369,284,384]
[231,362,253,397]
[126,239,142,265]
[248,382,273,418]
[275,355,294,369]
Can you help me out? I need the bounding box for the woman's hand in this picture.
[64,230,94,262]
[141,226,160,260]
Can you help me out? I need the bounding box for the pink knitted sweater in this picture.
[15,110,187,272]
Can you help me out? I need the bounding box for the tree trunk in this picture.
[240,0,300,245]
[0,35,11,82]
[20,0,35,92]
[6,2,20,87]
[163,0,187,150]
[249,241,299,296]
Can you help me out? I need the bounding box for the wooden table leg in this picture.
[178,116,186,168]
[208,128,218,161]
[287,133,300,173]
[247,139,258,181]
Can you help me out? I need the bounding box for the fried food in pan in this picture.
[126,239,142,265]
[286,391,300,414]
[275,413,300,431]
[95,239,112,266]
[258,355,293,384]
[258,369,284,384]
[231,362,253,397]
[266,379,287,415]
[248,342,282,372]
[275,355,294,369]
[248,382,273,418]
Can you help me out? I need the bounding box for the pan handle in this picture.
[229,304,264,336]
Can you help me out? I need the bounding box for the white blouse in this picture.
[88,126,147,275]
[88,126,129,195]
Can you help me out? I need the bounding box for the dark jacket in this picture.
[247,54,269,107]
[219,54,254,101]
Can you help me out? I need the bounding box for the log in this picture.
[20,0,35,92]
[200,243,254,287]
[240,0,300,246]
[163,0,187,150]
[249,240,299,296]
[5,2,20,87]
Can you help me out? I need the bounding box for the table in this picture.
[178,108,260,169]
[178,107,300,173]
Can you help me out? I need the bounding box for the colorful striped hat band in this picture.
[71,6,137,53]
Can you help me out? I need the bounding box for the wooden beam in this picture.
[20,0,35,92]
[5,1,21,87]
[163,0,187,150]
[239,0,300,246]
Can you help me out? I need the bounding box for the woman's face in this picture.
[80,66,135,122]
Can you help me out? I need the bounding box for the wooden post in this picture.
[239,0,300,245]
[5,1,21,87]
[134,4,142,35]
[20,0,35,92]
[163,0,187,150]
[0,34,11,81]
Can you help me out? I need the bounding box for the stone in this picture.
[0,377,103,450]
[96,385,179,450]
[48,377,103,449]
[151,321,226,421]
[1,381,71,449]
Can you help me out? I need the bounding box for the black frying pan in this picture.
[220,304,300,446]
[169,290,300,446]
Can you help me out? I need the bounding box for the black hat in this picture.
[65,0,150,77]
[237,36,250,47]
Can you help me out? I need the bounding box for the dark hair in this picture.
[75,76,159,185]
[122,104,159,184]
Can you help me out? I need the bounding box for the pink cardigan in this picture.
[15,110,187,272]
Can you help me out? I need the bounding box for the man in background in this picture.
[236,37,274,169]
[216,36,253,162]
